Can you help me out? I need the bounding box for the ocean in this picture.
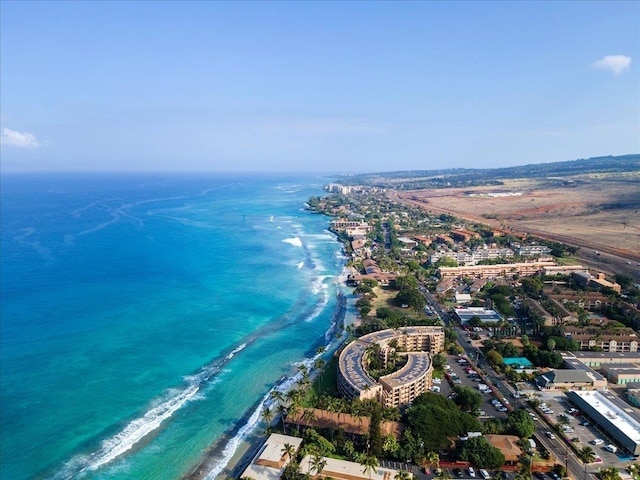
[0,172,351,480]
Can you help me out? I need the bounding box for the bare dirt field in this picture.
[397,172,640,280]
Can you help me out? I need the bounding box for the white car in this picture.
[433,378,442,384]
[468,467,476,477]
[546,431,556,439]
[480,469,491,479]
[430,386,441,393]
[591,438,604,446]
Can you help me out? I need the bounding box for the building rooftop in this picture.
[241,434,303,480]
[299,455,400,480]
[568,390,640,443]
[380,352,431,388]
[454,307,502,323]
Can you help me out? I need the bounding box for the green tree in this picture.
[432,353,447,370]
[505,409,536,438]
[457,436,506,469]
[452,385,482,412]
[308,454,326,476]
[600,467,622,480]
[360,455,379,480]
[577,445,596,464]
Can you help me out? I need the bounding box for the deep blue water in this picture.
[0,173,348,480]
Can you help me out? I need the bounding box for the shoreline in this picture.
[185,265,354,480]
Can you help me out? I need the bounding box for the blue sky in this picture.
[1,1,638,173]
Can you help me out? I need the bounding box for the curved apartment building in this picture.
[337,326,445,408]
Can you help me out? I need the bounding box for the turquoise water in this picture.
[0,173,347,480]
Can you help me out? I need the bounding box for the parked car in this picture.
[605,444,618,453]
[468,467,476,477]
[591,438,604,446]
[479,469,491,479]
[581,420,590,426]
[453,468,463,477]
[534,473,545,479]
[430,386,441,393]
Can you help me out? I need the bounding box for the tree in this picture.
[505,409,536,439]
[360,455,379,479]
[422,450,440,472]
[600,467,622,480]
[281,442,296,462]
[369,402,383,457]
[468,316,483,328]
[395,470,413,480]
[261,407,273,427]
[546,338,556,351]
[452,386,482,412]
[432,353,447,370]
[308,453,327,476]
[457,436,506,469]
[577,445,596,464]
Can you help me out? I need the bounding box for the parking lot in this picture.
[441,354,510,420]
[531,392,621,466]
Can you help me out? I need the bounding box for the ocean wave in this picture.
[282,237,302,247]
[50,343,250,479]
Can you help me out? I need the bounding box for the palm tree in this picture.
[395,470,413,480]
[281,442,296,463]
[422,450,440,473]
[360,455,379,480]
[578,445,596,464]
[288,404,301,435]
[270,389,284,404]
[261,406,273,427]
[600,467,622,480]
[302,408,317,427]
[277,404,288,433]
[309,454,326,477]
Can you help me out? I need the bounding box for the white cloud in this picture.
[1,128,41,148]
[590,55,631,75]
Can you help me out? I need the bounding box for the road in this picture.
[421,288,595,480]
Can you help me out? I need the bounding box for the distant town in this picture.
[236,161,639,480]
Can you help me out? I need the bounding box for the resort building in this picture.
[569,351,640,368]
[337,326,444,408]
[566,390,640,455]
[240,433,303,480]
[438,261,558,279]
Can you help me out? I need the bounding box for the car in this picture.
[581,420,590,426]
[480,469,491,479]
[534,473,545,479]
[430,386,441,392]
[454,379,462,384]
[495,382,501,387]
[546,431,556,439]
[549,472,561,480]
[468,467,476,477]
[605,444,618,453]
[591,438,604,445]
[498,406,508,412]
[499,471,510,479]
[433,378,442,384]
[453,468,463,477]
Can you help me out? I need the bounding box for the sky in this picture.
[1,1,639,173]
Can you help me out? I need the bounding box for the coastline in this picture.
[185,266,354,480]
